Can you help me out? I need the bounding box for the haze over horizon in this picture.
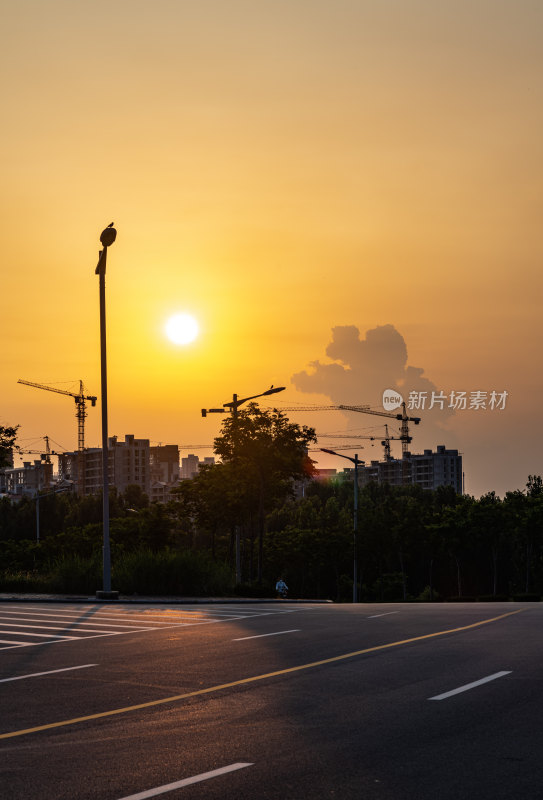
[2,1,542,498]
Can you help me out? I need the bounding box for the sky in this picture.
[2,0,542,498]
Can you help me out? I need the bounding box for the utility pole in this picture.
[202,386,285,584]
[321,448,361,603]
[95,223,119,600]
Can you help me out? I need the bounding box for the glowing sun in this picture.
[165,313,199,345]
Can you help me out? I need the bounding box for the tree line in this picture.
[1,416,542,600]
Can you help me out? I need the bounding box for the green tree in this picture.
[503,479,543,595]
[213,403,316,582]
[470,491,504,596]
[0,425,19,468]
[119,484,149,511]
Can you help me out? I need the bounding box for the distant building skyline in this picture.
[314,445,462,494]
[1,436,217,501]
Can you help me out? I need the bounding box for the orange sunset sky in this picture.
[2,1,542,498]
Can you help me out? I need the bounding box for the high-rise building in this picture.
[150,444,180,483]
[58,434,150,496]
[356,445,462,493]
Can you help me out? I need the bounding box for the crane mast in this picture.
[383,425,391,461]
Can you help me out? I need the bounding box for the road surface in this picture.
[1,601,542,799]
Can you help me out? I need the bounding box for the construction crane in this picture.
[18,380,97,452]
[273,402,421,455]
[318,425,402,461]
[339,403,421,455]
[18,435,56,463]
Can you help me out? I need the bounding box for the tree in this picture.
[119,484,149,511]
[213,403,316,582]
[0,425,19,469]
[470,491,504,596]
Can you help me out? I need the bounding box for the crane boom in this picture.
[339,402,420,454]
[275,405,371,413]
[18,435,55,463]
[272,402,421,455]
[318,426,404,461]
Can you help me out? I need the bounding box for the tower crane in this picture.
[272,402,421,455]
[17,380,97,452]
[18,435,56,463]
[339,403,421,455]
[318,424,400,461]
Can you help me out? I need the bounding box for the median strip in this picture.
[0,608,525,740]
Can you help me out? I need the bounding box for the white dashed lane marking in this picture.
[233,629,300,641]
[429,671,512,700]
[116,763,254,799]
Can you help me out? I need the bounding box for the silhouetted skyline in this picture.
[2,1,541,498]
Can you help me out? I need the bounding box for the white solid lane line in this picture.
[0,629,78,639]
[0,609,193,626]
[233,629,300,641]
[0,664,97,683]
[0,621,133,633]
[0,617,160,632]
[429,671,512,700]
[116,763,253,799]
[0,640,35,646]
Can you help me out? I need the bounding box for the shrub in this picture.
[370,573,407,602]
[48,554,102,594]
[445,595,477,602]
[477,594,510,602]
[113,549,233,596]
[0,570,51,593]
[512,593,541,602]
[235,582,273,598]
[416,585,441,602]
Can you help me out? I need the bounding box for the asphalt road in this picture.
[1,601,542,800]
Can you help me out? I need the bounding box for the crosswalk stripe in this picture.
[0,630,79,639]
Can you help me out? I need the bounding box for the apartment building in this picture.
[355,445,462,493]
[3,460,54,497]
[58,435,151,496]
[180,454,214,479]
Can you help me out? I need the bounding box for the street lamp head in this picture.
[100,223,117,248]
[320,447,360,466]
[263,386,286,396]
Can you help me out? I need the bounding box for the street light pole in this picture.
[321,448,361,603]
[202,386,285,584]
[95,223,118,600]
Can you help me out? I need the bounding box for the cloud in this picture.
[292,324,456,448]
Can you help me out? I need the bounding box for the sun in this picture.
[165,313,199,345]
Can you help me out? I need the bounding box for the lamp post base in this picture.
[95,590,120,601]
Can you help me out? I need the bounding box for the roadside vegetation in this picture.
[1,416,542,600]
